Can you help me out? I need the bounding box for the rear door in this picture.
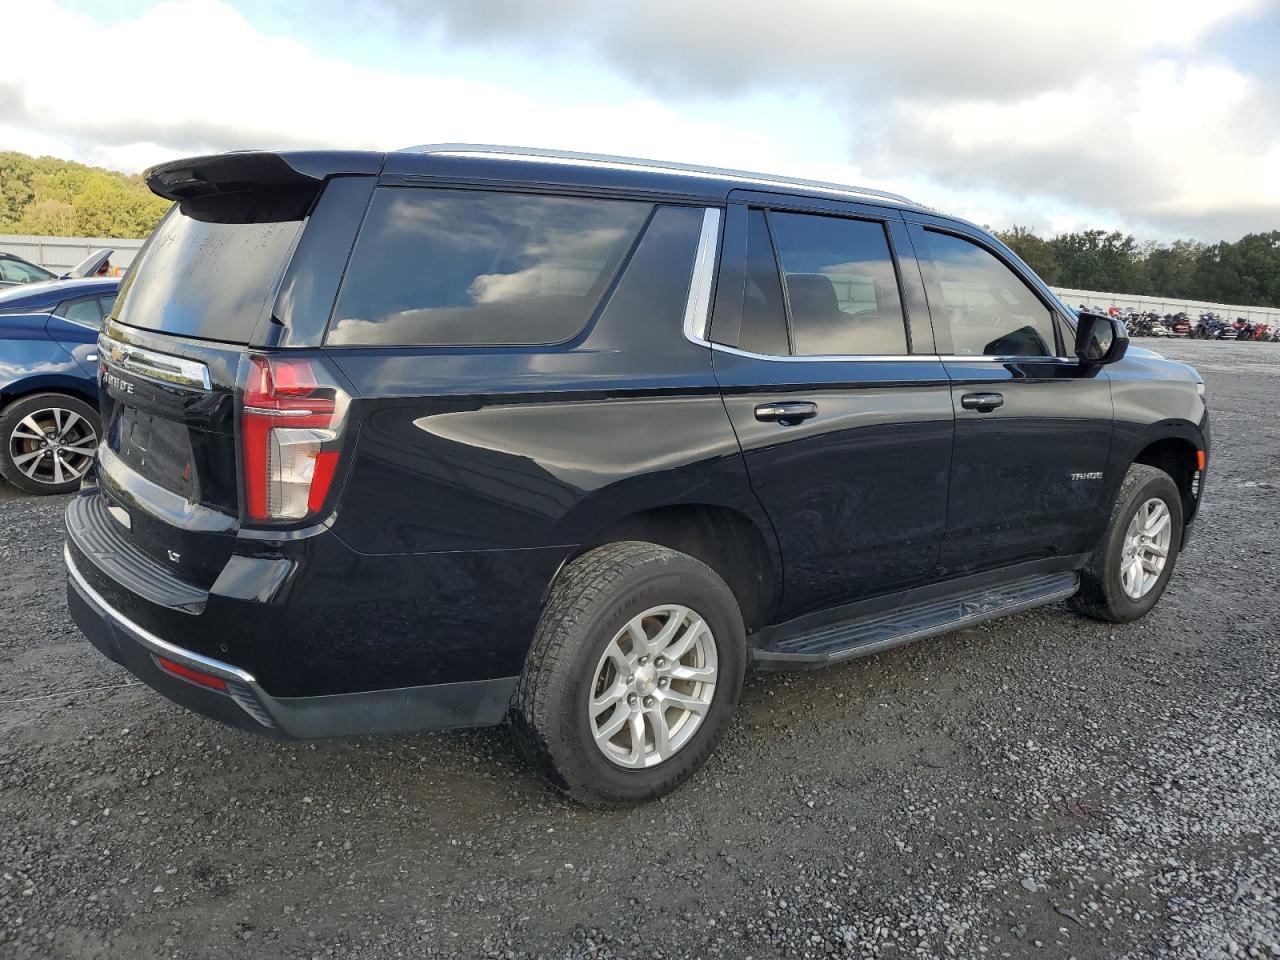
[48,293,115,375]
[907,219,1114,577]
[710,192,954,621]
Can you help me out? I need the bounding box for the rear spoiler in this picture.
[145,150,384,202]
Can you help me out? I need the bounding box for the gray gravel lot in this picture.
[2,338,1278,960]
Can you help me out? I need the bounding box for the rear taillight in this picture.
[241,355,348,523]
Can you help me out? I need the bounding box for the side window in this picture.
[58,296,108,328]
[737,209,790,355]
[328,188,652,347]
[99,294,118,318]
[768,211,909,356]
[2,259,54,283]
[922,230,1057,357]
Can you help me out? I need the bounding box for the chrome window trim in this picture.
[682,208,722,346]
[99,337,212,391]
[938,354,1079,363]
[709,342,943,363]
[704,344,1081,364]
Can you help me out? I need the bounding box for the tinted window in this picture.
[1,259,54,283]
[769,212,908,355]
[58,296,109,328]
[923,230,1056,356]
[737,209,790,355]
[114,192,306,344]
[592,205,704,351]
[328,188,651,347]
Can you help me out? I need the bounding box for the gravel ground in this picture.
[2,338,1278,960]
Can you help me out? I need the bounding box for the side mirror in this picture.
[1075,311,1128,365]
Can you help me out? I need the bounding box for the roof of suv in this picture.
[145,144,930,214]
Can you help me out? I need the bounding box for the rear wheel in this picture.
[512,541,746,806]
[1071,463,1183,623]
[0,393,100,495]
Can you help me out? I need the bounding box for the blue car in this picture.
[0,277,118,494]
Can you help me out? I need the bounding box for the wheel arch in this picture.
[1,376,99,412]
[1125,427,1205,526]
[569,503,780,634]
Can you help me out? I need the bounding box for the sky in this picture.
[3,0,1278,243]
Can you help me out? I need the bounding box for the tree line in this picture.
[995,225,1280,308]
[0,152,171,240]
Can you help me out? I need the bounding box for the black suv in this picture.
[65,145,1208,804]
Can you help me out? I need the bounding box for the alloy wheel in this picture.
[588,605,718,769]
[7,407,97,487]
[1119,497,1172,599]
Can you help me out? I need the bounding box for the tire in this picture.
[0,392,100,495]
[1071,464,1184,623]
[512,541,746,806]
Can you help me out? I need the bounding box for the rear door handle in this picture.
[960,392,1004,412]
[754,401,818,424]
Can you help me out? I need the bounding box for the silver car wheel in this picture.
[588,604,718,769]
[8,407,97,486]
[1119,497,1172,600]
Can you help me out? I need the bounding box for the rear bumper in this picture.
[66,545,516,739]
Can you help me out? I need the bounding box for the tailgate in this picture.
[95,328,245,587]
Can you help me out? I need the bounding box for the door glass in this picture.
[737,209,790,355]
[923,230,1057,356]
[59,296,108,328]
[329,188,652,347]
[768,211,908,355]
[2,259,54,283]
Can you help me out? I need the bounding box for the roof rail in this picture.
[401,143,916,207]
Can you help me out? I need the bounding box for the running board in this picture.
[750,572,1080,669]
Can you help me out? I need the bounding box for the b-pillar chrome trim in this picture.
[682,208,722,347]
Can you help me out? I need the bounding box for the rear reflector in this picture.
[155,655,227,692]
[1196,450,1206,471]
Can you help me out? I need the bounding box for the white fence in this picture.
[0,234,145,274]
[1052,287,1280,325]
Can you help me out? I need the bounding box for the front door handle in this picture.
[754,401,818,425]
[960,392,1004,412]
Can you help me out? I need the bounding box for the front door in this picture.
[908,221,1114,578]
[710,197,954,621]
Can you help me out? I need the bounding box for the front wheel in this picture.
[0,393,100,495]
[1071,464,1184,623]
[512,541,746,806]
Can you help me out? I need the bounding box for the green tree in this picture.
[995,225,1061,283]
[1141,240,1204,299]
[14,199,77,236]
[0,151,169,239]
[1049,230,1146,292]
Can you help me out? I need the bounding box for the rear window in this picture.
[113,191,306,344]
[326,188,652,347]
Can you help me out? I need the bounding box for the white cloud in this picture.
[2,0,1277,240]
[2,0,784,165]
[386,0,1265,100]
[877,59,1280,235]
